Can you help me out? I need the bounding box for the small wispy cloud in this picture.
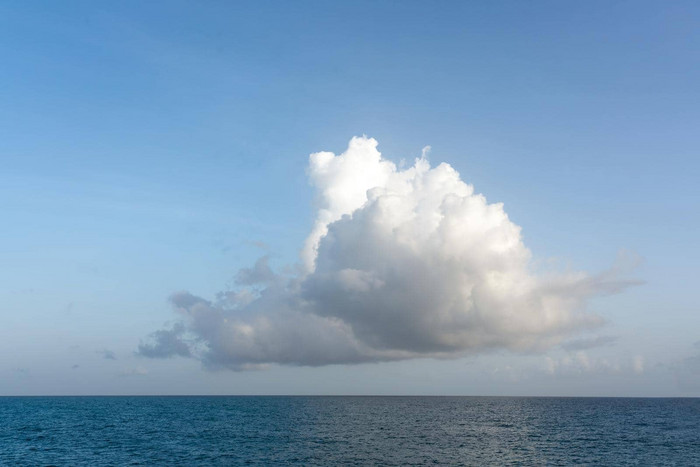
[13,367,30,378]
[246,240,269,250]
[98,349,117,360]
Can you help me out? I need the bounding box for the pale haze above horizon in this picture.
[1,1,699,396]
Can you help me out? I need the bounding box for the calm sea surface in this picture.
[1,396,699,465]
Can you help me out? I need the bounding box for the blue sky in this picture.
[1,1,699,395]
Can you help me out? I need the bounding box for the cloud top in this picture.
[138,137,635,370]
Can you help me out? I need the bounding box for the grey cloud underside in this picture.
[139,291,377,370]
[235,255,276,286]
[137,137,638,370]
[137,322,191,359]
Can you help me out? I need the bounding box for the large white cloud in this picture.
[138,137,637,369]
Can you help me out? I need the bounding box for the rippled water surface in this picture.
[1,396,699,465]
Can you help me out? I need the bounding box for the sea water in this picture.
[1,396,699,465]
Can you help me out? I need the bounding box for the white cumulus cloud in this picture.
[138,136,638,370]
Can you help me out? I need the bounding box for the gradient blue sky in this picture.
[1,1,698,395]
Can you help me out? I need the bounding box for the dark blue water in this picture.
[1,397,699,465]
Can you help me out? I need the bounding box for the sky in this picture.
[1,0,699,396]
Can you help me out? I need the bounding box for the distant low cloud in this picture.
[138,137,639,370]
[561,336,619,351]
[118,367,148,377]
[674,341,700,392]
[544,352,644,376]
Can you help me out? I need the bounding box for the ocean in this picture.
[1,396,699,465]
